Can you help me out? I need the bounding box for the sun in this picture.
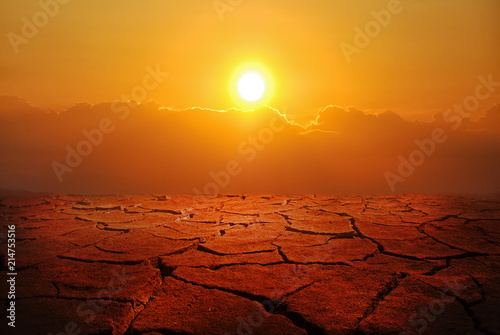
[229,62,274,108]
[238,72,266,102]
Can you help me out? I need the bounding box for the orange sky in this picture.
[1,1,500,195]
[1,0,499,122]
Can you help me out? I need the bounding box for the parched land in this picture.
[0,194,499,335]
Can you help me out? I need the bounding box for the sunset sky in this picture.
[1,0,499,121]
[1,1,499,195]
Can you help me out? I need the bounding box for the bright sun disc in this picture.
[238,72,265,102]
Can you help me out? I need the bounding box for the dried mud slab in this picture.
[0,193,498,335]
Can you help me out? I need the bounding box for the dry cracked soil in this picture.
[0,193,499,335]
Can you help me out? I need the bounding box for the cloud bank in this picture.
[0,96,499,195]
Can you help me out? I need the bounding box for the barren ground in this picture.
[0,194,499,335]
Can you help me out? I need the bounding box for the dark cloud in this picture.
[0,96,499,195]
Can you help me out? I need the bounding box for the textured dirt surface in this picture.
[0,194,499,335]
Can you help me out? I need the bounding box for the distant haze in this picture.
[1,96,499,195]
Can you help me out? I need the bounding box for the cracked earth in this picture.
[0,194,499,335]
